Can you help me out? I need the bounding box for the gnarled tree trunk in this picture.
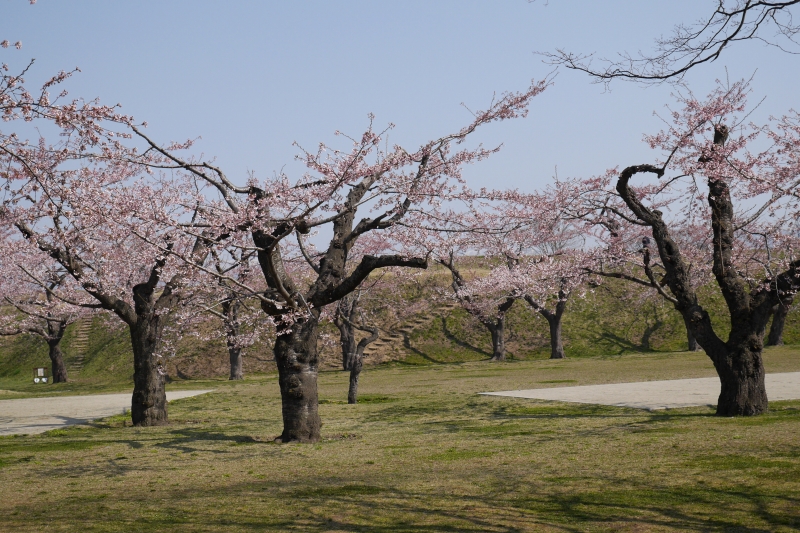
[227,340,243,381]
[348,357,362,404]
[47,341,68,383]
[707,332,769,416]
[130,315,168,426]
[273,314,321,443]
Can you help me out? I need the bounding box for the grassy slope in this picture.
[0,348,799,532]
[0,316,133,395]
[2,274,799,385]
[404,276,800,363]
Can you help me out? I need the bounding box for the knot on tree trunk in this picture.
[748,336,762,351]
[286,375,303,398]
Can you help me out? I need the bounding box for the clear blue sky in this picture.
[2,1,797,192]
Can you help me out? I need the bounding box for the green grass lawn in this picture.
[1,347,799,532]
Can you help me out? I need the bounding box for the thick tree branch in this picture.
[314,254,428,307]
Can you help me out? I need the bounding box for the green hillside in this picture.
[401,274,800,363]
[1,274,797,389]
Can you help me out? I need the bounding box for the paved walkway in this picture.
[0,390,214,436]
[481,372,800,410]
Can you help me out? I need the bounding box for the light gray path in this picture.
[0,390,214,436]
[481,372,800,410]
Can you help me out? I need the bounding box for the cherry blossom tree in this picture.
[385,202,528,362]
[392,182,586,361]
[438,251,516,361]
[197,246,267,381]
[0,236,98,382]
[472,231,586,360]
[129,79,550,442]
[0,57,213,425]
[8,177,208,425]
[438,250,516,361]
[574,79,800,415]
[331,291,379,404]
[509,252,587,360]
[490,190,588,360]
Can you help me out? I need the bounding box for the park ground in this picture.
[1,346,799,532]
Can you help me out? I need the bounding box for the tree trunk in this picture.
[45,319,69,383]
[273,315,321,443]
[546,314,566,359]
[767,303,789,346]
[614,152,781,418]
[344,320,378,405]
[525,293,568,360]
[227,341,243,380]
[348,356,362,404]
[337,321,357,371]
[48,341,68,383]
[489,319,506,361]
[223,300,244,380]
[710,340,769,416]
[334,296,359,371]
[129,317,168,427]
[682,314,702,351]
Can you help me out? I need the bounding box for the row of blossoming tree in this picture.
[2,45,800,441]
[0,49,553,440]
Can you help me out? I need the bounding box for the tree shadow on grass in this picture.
[596,331,652,354]
[489,402,716,421]
[440,317,491,359]
[395,316,491,365]
[154,428,270,454]
[399,331,446,364]
[14,475,799,532]
[504,485,797,533]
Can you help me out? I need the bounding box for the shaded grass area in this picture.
[1,348,800,531]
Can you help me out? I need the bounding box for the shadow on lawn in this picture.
[6,474,797,532]
[395,316,493,365]
[440,317,491,358]
[153,428,269,454]
[489,402,714,421]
